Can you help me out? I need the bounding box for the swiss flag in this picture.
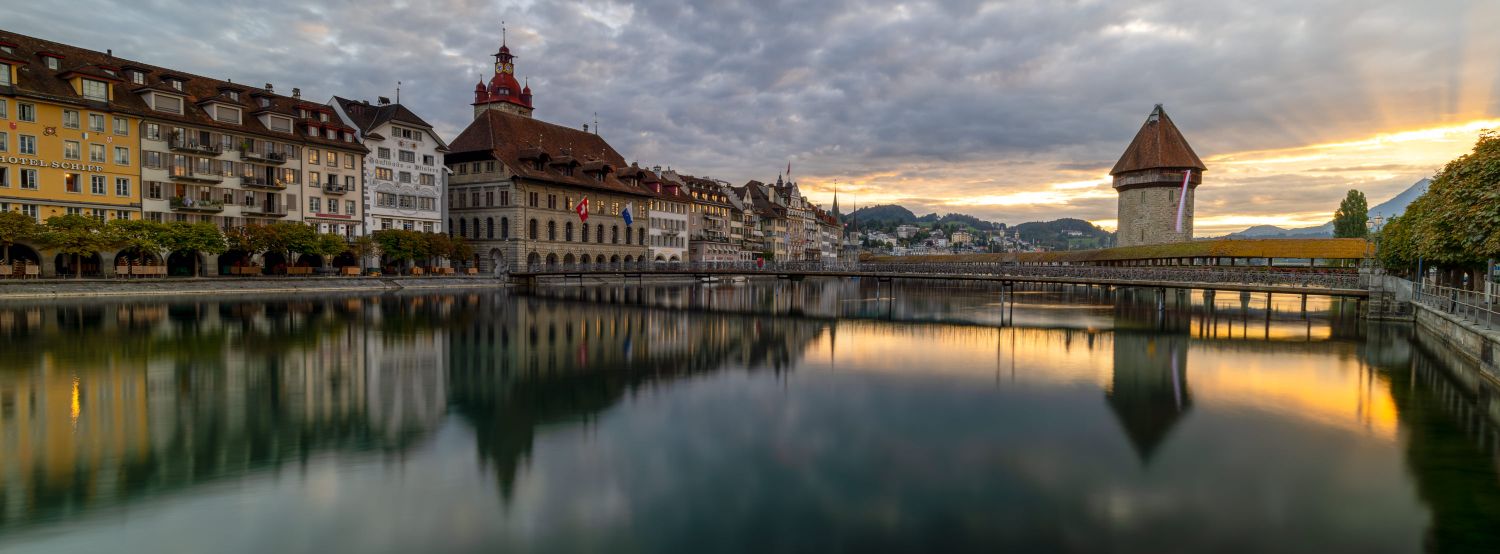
[575,197,589,222]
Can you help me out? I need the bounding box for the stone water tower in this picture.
[1112,105,1206,247]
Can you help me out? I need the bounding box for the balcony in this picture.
[323,183,349,195]
[240,176,287,190]
[169,136,224,155]
[170,196,224,212]
[168,166,223,183]
[241,204,289,217]
[240,149,288,164]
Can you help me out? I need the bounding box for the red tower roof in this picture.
[1110,105,1205,175]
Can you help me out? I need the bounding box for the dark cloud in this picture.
[9,0,1493,227]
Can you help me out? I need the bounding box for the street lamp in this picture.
[1367,215,1385,269]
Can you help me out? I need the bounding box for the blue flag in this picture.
[622,202,634,226]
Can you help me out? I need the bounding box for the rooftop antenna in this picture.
[593,112,599,135]
[396,81,401,105]
[502,20,507,46]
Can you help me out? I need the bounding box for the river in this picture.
[0,279,1496,552]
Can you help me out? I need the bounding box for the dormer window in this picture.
[82,79,108,101]
[130,71,143,85]
[258,97,270,108]
[169,79,182,91]
[45,57,59,70]
[0,46,12,55]
[319,113,328,122]
[152,94,183,114]
[228,91,240,101]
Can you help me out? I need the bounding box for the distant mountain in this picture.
[1223,178,1430,238]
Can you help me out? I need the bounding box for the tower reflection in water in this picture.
[0,281,1495,552]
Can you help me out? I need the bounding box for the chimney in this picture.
[292,87,301,99]
[582,124,589,133]
[106,49,112,57]
[265,83,274,92]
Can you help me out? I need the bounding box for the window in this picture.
[597,225,604,243]
[308,149,320,164]
[471,162,481,174]
[346,200,355,215]
[169,79,182,91]
[20,204,38,219]
[309,197,321,212]
[528,219,538,240]
[565,222,573,242]
[419,197,435,210]
[63,110,80,129]
[422,154,435,166]
[19,135,36,155]
[145,123,160,140]
[0,68,8,87]
[0,167,7,187]
[269,115,292,133]
[344,154,353,169]
[345,175,355,189]
[486,161,496,172]
[501,217,510,239]
[113,116,128,135]
[215,105,240,124]
[327,152,337,167]
[18,103,35,122]
[63,140,80,160]
[399,150,415,163]
[310,171,320,186]
[147,181,162,199]
[90,175,105,194]
[420,173,435,186]
[486,191,493,206]
[500,191,509,206]
[130,71,144,85]
[376,168,393,180]
[88,113,105,132]
[45,57,59,70]
[65,173,81,193]
[143,151,162,169]
[399,171,411,183]
[456,164,466,175]
[378,147,390,159]
[153,94,183,114]
[0,100,7,119]
[115,146,129,165]
[115,177,130,197]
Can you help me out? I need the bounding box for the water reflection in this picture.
[0,281,1495,552]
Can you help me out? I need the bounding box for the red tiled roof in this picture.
[448,109,651,197]
[1110,104,1205,175]
[0,28,365,152]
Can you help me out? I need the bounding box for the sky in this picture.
[10,0,1500,235]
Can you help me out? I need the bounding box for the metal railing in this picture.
[513,260,1360,290]
[1415,282,1499,330]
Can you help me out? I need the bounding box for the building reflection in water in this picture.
[0,281,1496,551]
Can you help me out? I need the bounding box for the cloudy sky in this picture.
[11,0,1499,234]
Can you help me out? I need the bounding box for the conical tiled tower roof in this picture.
[1110,104,1205,175]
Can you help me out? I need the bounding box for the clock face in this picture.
[495,61,504,73]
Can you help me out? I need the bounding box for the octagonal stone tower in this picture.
[1112,105,1206,247]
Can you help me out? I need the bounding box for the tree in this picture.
[1333,189,1369,238]
[309,233,349,265]
[106,219,168,265]
[41,215,110,278]
[161,222,227,276]
[372,229,429,273]
[450,236,474,267]
[261,222,317,269]
[424,232,454,266]
[347,235,378,270]
[226,224,271,259]
[0,211,40,264]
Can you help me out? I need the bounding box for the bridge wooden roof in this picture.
[869,238,1372,264]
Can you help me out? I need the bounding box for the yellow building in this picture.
[1,37,142,227]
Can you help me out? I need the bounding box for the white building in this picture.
[896,224,919,239]
[647,169,689,264]
[332,96,447,235]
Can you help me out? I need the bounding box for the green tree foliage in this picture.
[1333,189,1369,238]
[347,235,378,268]
[41,215,110,278]
[225,224,271,256]
[310,233,349,262]
[0,211,41,264]
[1377,131,1500,271]
[161,222,227,276]
[106,219,168,264]
[372,229,430,272]
[450,236,475,266]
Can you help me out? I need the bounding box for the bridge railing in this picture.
[517,260,1359,289]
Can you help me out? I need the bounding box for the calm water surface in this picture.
[1,280,1498,553]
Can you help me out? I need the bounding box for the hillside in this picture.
[1014,218,1115,250]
